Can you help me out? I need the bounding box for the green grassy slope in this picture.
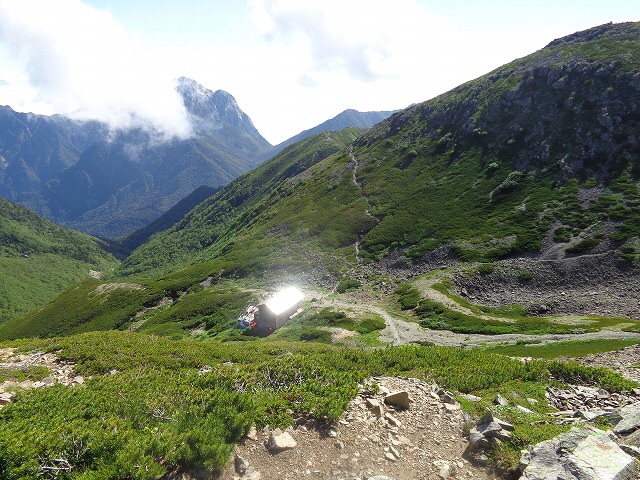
[0,129,363,340]
[123,22,640,277]
[120,127,365,277]
[0,331,634,478]
[0,198,119,321]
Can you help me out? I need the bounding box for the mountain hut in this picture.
[252,287,304,336]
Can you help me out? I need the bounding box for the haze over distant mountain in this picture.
[0,78,272,238]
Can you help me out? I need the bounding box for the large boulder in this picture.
[520,426,637,480]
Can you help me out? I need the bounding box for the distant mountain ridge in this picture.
[0,79,398,240]
[0,78,272,238]
[265,108,395,159]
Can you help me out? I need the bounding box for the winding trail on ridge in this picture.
[349,147,378,262]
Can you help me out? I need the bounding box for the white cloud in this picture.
[0,0,192,140]
[241,0,480,142]
[249,0,449,82]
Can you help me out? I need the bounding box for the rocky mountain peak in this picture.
[176,77,265,141]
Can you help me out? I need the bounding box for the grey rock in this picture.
[516,405,534,414]
[468,428,490,450]
[246,425,258,441]
[493,394,509,406]
[478,410,514,432]
[384,451,398,461]
[613,404,640,434]
[438,390,456,404]
[384,413,401,428]
[619,444,640,458]
[443,402,460,412]
[266,429,297,452]
[234,455,250,475]
[18,380,33,389]
[384,391,410,410]
[460,393,482,402]
[481,421,511,441]
[621,428,640,447]
[366,476,395,480]
[520,426,636,480]
[366,398,385,418]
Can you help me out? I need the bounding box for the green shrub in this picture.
[395,284,421,310]
[355,315,386,334]
[476,263,495,275]
[494,171,524,194]
[553,226,571,243]
[566,238,600,253]
[336,278,362,293]
[518,270,533,281]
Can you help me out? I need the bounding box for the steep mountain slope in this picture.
[0,106,106,210]
[0,78,272,239]
[0,198,119,322]
[120,127,365,277]
[265,108,396,159]
[4,22,640,341]
[119,185,219,253]
[122,22,640,277]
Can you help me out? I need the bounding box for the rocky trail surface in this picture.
[219,376,496,480]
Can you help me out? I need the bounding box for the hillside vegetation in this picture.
[120,127,365,278]
[122,22,640,280]
[0,331,634,478]
[5,23,640,341]
[0,198,119,322]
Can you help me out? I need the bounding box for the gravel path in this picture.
[322,299,640,348]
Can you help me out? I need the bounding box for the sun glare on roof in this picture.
[264,286,304,315]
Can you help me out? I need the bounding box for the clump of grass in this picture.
[484,339,640,359]
[336,278,362,293]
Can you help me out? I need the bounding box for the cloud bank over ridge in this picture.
[0,0,192,140]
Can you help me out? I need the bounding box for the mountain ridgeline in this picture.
[0,77,397,240]
[122,22,640,277]
[0,78,272,239]
[264,108,396,160]
[2,22,640,341]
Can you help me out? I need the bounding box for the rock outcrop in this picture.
[520,426,637,480]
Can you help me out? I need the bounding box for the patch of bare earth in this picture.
[0,348,85,406]
[319,327,358,343]
[219,377,499,480]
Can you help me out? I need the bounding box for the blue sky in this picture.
[0,0,638,143]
